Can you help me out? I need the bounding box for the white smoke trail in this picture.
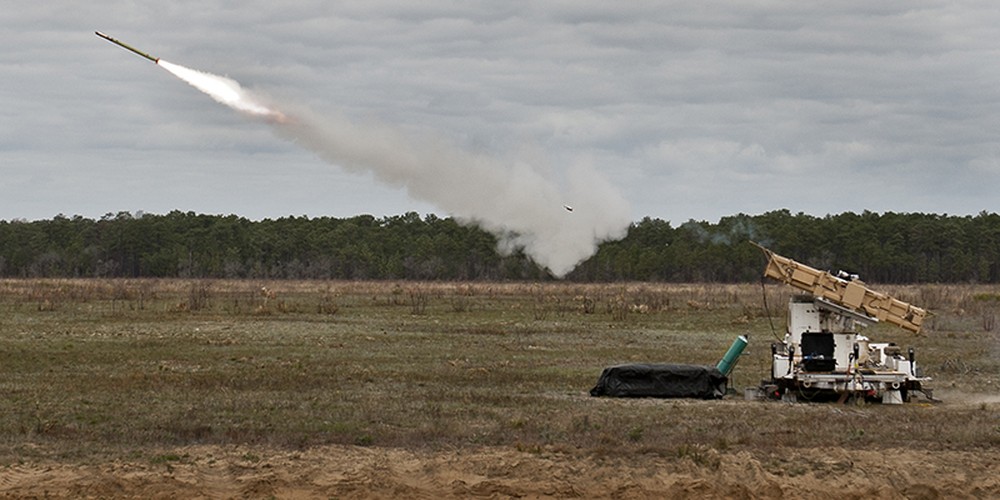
[155,61,630,277]
[158,60,286,121]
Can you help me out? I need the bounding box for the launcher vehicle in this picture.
[754,243,933,404]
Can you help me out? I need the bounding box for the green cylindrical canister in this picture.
[716,335,748,376]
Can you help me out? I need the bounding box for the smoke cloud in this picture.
[156,61,631,277]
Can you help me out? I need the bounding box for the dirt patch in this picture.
[2,444,996,499]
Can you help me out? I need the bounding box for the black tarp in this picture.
[589,363,727,399]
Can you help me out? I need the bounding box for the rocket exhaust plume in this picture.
[96,32,630,277]
[155,61,287,122]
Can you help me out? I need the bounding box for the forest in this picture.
[1,209,998,283]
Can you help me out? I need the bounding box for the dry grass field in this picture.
[1,279,998,498]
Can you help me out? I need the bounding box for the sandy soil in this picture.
[1,444,996,499]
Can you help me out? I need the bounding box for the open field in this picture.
[1,279,998,498]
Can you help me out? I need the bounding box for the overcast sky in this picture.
[3,1,1000,226]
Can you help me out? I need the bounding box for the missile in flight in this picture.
[95,31,159,63]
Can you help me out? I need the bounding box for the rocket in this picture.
[94,29,291,124]
[95,31,159,63]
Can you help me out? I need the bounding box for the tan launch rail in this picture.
[752,242,927,333]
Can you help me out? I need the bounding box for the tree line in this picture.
[1,209,998,283]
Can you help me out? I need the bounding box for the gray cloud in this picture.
[2,1,999,228]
